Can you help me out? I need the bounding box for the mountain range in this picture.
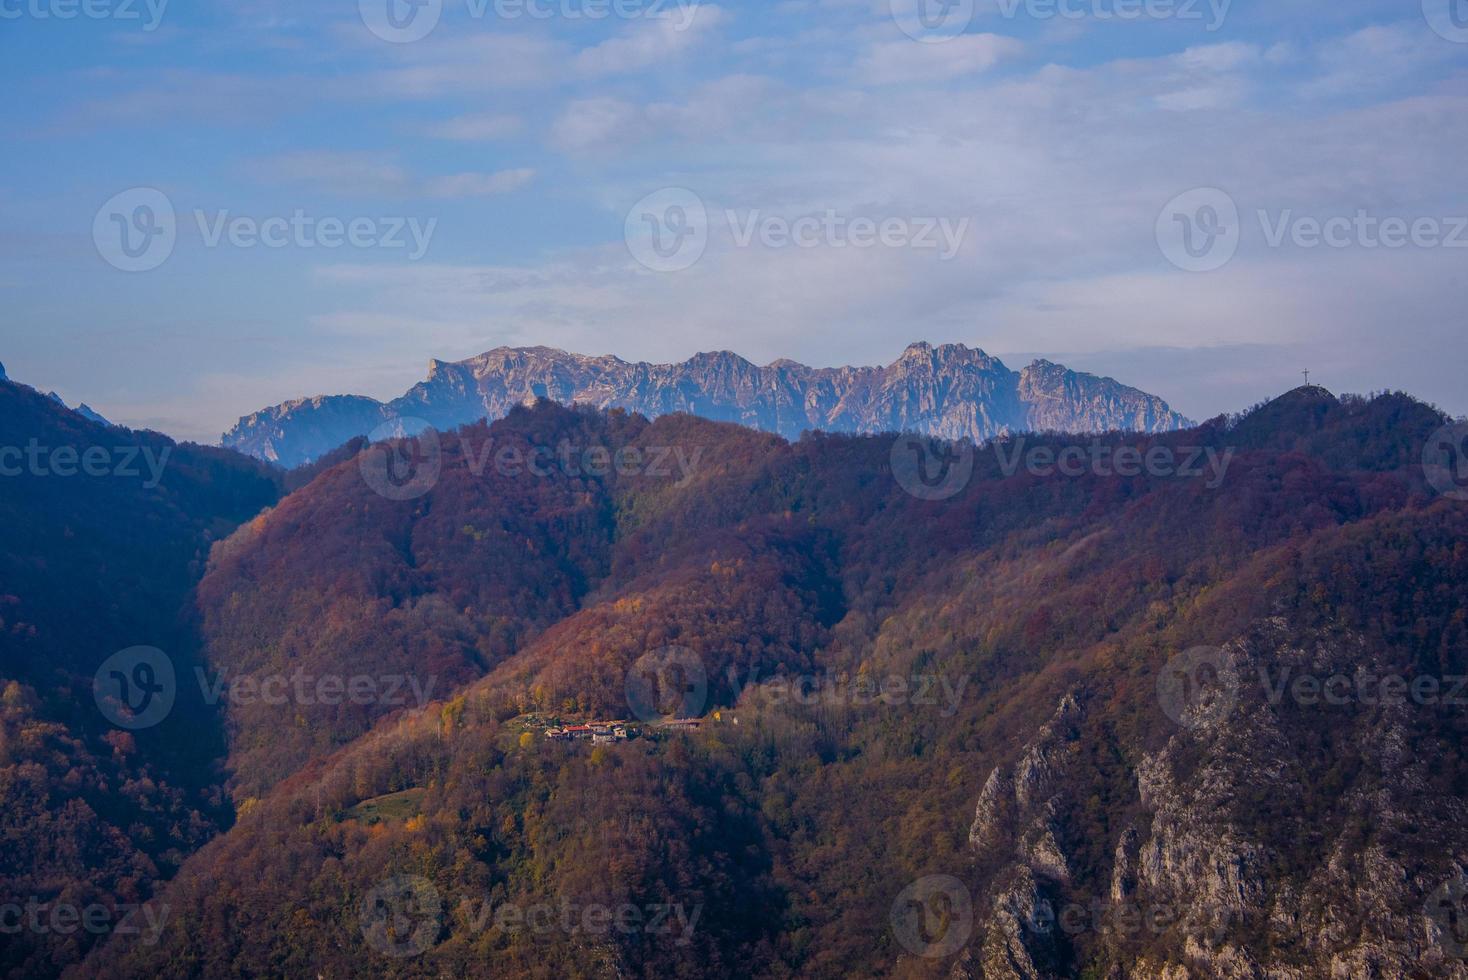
[6,357,1468,978]
[221,343,1192,468]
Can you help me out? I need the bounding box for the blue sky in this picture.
[2,0,1466,441]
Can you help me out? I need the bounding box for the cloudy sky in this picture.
[3,0,1465,441]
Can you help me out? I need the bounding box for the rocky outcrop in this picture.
[962,695,1084,977]
[962,622,1468,978]
[222,343,1192,468]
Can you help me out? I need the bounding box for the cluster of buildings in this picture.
[544,722,631,743]
[542,717,705,743]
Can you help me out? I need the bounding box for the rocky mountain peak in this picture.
[222,343,1193,468]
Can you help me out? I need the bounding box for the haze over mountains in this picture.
[222,343,1192,468]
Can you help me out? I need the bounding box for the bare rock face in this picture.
[223,395,391,466]
[962,696,1084,977]
[970,694,1083,861]
[222,344,1191,468]
[961,621,1468,978]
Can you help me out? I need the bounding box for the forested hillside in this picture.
[0,379,280,978]
[72,389,1468,978]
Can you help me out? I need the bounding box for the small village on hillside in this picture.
[532,716,709,744]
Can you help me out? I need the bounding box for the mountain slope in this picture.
[88,388,1468,978]
[0,377,280,978]
[222,343,1192,467]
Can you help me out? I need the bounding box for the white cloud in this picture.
[255,153,535,199]
[423,169,537,197]
[859,34,1023,83]
[426,113,524,141]
[256,151,413,196]
[574,6,729,75]
[551,98,649,151]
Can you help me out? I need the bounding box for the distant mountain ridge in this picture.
[222,342,1192,467]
